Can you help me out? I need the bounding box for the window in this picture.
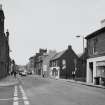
[62,59,66,69]
[93,38,98,54]
[55,61,58,67]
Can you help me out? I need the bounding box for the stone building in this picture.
[34,49,47,76]
[0,5,10,78]
[28,56,35,74]
[42,50,56,77]
[49,45,79,79]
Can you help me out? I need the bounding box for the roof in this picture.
[0,6,4,18]
[85,27,105,39]
[51,50,66,61]
[29,55,35,60]
[77,53,83,58]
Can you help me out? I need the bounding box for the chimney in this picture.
[100,19,105,28]
[0,4,2,10]
[68,45,72,50]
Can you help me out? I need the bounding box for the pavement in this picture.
[0,76,19,87]
[32,75,105,89]
[66,79,105,89]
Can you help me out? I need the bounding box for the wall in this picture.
[59,49,78,79]
[87,32,105,58]
[0,35,9,78]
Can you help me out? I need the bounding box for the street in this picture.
[0,75,105,105]
[0,86,13,105]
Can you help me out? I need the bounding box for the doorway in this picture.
[89,62,93,83]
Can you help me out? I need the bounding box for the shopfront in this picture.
[87,56,105,86]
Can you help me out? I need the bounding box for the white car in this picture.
[20,71,27,76]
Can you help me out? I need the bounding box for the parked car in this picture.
[27,71,32,75]
[19,71,27,76]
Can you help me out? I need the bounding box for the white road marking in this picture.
[23,96,28,100]
[24,100,30,105]
[13,97,18,101]
[13,85,19,105]
[0,98,13,101]
[14,92,18,97]
[14,86,18,97]
[0,85,30,105]
[0,97,23,101]
[13,101,18,105]
[19,85,30,105]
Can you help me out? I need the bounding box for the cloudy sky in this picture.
[1,0,105,65]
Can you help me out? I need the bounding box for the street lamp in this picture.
[76,35,85,54]
[76,35,85,78]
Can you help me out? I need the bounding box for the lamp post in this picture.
[76,35,85,78]
[76,35,85,54]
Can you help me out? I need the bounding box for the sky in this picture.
[0,0,105,65]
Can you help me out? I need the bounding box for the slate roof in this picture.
[85,27,105,39]
[51,50,67,61]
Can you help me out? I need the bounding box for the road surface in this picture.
[0,75,105,105]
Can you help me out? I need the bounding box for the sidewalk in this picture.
[22,75,105,89]
[39,75,105,89]
[65,79,105,89]
[54,77,105,89]
[0,76,19,87]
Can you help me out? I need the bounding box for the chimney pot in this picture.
[68,45,72,49]
[101,19,105,28]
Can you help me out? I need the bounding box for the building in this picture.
[49,45,78,79]
[34,49,47,76]
[85,24,105,85]
[27,56,35,74]
[34,49,56,77]
[0,5,10,78]
[76,49,87,82]
[42,50,56,77]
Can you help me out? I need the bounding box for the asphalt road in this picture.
[0,86,14,105]
[0,75,105,105]
[20,75,105,105]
